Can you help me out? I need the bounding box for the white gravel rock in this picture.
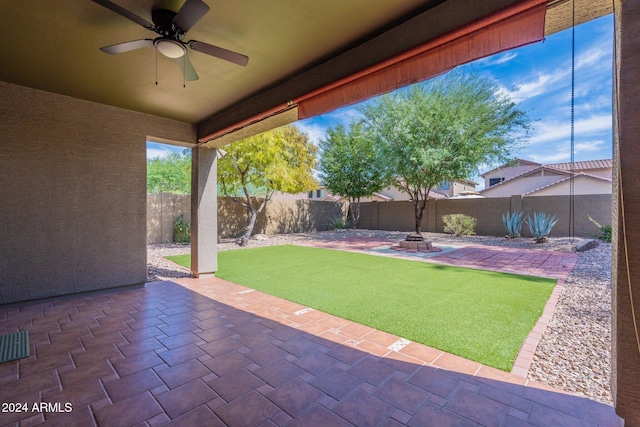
[528,242,613,405]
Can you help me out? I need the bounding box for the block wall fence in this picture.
[357,194,612,237]
[147,193,611,243]
[147,194,348,244]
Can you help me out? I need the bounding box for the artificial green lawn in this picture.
[166,254,191,269]
[165,245,555,371]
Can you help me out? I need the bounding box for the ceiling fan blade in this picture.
[188,40,249,66]
[91,0,155,30]
[172,0,210,33]
[100,39,154,54]
[176,53,199,81]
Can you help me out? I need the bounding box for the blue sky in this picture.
[149,14,614,185]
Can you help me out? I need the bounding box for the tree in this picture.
[318,122,385,228]
[218,125,317,246]
[361,71,530,235]
[147,149,191,194]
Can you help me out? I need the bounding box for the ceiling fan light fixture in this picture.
[155,39,185,58]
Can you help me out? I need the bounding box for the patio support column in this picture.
[191,145,219,277]
[612,0,640,424]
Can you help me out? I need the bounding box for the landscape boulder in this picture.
[575,239,599,252]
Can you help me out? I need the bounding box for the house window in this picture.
[308,191,313,199]
[489,177,505,187]
[316,189,322,198]
[438,181,450,190]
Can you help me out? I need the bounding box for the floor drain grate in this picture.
[0,331,30,363]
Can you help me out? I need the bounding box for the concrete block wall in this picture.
[146,193,611,243]
[147,193,191,244]
[434,198,512,236]
[521,194,612,238]
[147,195,348,243]
[358,194,611,237]
[259,199,348,236]
[0,81,195,304]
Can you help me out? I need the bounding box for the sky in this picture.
[148,14,614,186]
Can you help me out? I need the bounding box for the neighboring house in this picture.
[307,186,339,201]
[271,185,343,202]
[480,159,612,197]
[433,179,479,198]
[286,180,479,202]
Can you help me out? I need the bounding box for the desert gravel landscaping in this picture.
[147,229,613,405]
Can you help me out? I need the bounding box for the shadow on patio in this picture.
[0,279,621,426]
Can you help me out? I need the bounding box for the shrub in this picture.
[330,215,350,230]
[588,215,612,243]
[443,214,477,236]
[173,215,191,244]
[526,212,558,243]
[502,211,524,238]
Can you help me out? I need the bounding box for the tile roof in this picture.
[544,159,612,171]
[480,159,541,177]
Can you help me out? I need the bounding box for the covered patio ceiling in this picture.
[0,0,611,143]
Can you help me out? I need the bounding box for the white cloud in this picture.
[576,43,610,70]
[146,142,185,160]
[322,106,364,125]
[529,151,571,163]
[527,114,611,146]
[147,147,173,160]
[479,52,518,66]
[575,140,606,152]
[511,68,569,102]
[509,36,611,104]
[295,105,364,145]
[294,122,327,145]
[527,121,569,146]
[495,83,512,100]
[527,140,607,164]
[575,115,612,134]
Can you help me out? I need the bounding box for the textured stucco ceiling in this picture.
[0,0,439,124]
[0,0,611,128]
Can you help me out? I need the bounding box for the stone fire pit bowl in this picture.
[390,233,443,253]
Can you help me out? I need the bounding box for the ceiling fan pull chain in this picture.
[155,48,158,86]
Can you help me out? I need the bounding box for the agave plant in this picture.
[526,212,559,243]
[502,211,524,238]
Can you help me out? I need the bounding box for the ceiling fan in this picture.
[91,0,248,81]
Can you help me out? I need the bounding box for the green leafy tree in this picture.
[147,149,191,194]
[318,122,385,228]
[218,125,317,246]
[362,71,530,235]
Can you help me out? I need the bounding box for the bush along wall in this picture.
[173,215,191,244]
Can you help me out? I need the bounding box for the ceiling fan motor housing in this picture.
[152,9,184,40]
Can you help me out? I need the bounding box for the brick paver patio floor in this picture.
[299,236,578,280]
[0,274,620,426]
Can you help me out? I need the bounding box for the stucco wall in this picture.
[581,168,612,179]
[483,164,538,187]
[532,177,612,196]
[0,82,196,304]
[481,175,568,197]
[612,0,640,422]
